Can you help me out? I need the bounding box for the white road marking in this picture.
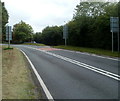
[44,51,120,81]
[20,49,54,100]
[11,44,120,61]
[24,46,120,81]
[62,49,119,61]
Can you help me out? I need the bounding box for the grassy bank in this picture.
[53,45,119,57]
[2,46,42,99]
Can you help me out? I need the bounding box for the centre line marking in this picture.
[24,46,120,81]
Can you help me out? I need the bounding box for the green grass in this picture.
[2,46,41,99]
[23,43,46,46]
[3,47,13,50]
[53,45,119,57]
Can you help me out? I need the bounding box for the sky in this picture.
[1,0,80,33]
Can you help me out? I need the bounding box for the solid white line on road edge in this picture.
[24,46,120,81]
[20,49,54,100]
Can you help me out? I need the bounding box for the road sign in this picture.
[6,25,12,48]
[63,24,68,46]
[110,17,119,52]
[110,17,119,32]
[6,26,12,40]
[63,25,68,39]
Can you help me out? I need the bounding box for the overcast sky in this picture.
[1,0,80,32]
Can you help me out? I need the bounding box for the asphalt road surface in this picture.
[13,45,119,100]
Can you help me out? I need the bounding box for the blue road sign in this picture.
[110,17,119,32]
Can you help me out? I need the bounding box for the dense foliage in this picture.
[13,21,34,43]
[34,26,64,45]
[2,1,119,51]
[0,2,9,42]
[69,2,119,50]
[0,2,2,40]
[34,2,119,51]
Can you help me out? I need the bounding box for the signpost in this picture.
[6,26,12,48]
[110,17,119,52]
[63,24,68,46]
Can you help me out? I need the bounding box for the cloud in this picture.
[1,0,79,32]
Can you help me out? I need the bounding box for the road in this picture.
[13,45,119,99]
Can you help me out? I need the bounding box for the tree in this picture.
[73,2,109,19]
[33,32,42,43]
[36,2,119,50]
[41,26,63,45]
[67,2,119,50]
[0,2,9,42]
[0,2,2,40]
[13,21,34,43]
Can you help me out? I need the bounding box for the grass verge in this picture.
[53,45,119,58]
[2,46,42,99]
[23,43,46,46]
[3,47,13,50]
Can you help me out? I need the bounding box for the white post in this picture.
[8,26,10,48]
[65,38,67,46]
[8,37,10,48]
[118,30,119,52]
[112,31,114,52]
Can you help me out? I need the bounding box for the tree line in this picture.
[0,2,9,42]
[33,2,120,51]
[1,1,120,51]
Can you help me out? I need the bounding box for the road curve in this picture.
[14,45,119,99]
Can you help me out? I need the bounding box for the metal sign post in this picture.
[110,17,119,52]
[6,26,12,48]
[112,31,113,52]
[63,24,68,46]
[118,29,119,52]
